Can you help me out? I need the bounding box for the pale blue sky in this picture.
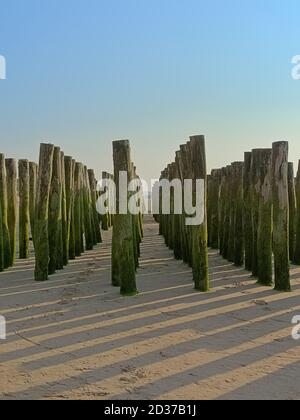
[0,0,300,180]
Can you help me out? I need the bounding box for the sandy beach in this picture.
[0,216,299,400]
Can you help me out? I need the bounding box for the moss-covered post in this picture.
[175,150,189,264]
[5,158,17,265]
[48,147,62,274]
[74,162,82,257]
[64,157,74,262]
[272,141,291,292]
[29,162,38,245]
[61,152,68,266]
[257,149,273,286]
[288,162,297,261]
[18,160,30,260]
[172,160,183,260]
[250,150,261,277]
[222,166,231,260]
[188,135,209,292]
[112,140,137,295]
[0,154,12,267]
[210,169,221,249]
[34,144,54,281]
[243,152,253,271]
[294,161,300,265]
[232,162,244,267]
[82,166,94,251]
[228,164,236,263]
[68,159,76,260]
[218,167,227,257]
[88,169,102,244]
[101,171,110,231]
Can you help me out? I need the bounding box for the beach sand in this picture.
[0,216,300,400]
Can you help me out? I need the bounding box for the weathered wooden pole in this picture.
[272,141,291,292]
[88,169,102,245]
[5,159,17,265]
[18,159,30,260]
[112,140,137,295]
[34,144,54,281]
[288,162,297,261]
[0,154,12,267]
[65,156,75,261]
[48,147,62,274]
[294,160,300,265]
[74,162,83,257]
[68,159,76,260]
[228,164,236,263]
[172,161,183,260]
[188,135,209,292]
[209,170,221,250]
[257,149,273,286]
[61,151,68,266]
[221,166,231,260]
[218,167,227,257]
[83,166,94,251]
[243,152,253,271]
[101,171,110,231]
[233,162,244,267]
[175,150,189,264]
[250,150,261,277]
[29,162,38,245]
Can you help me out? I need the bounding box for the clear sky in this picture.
[1,0,300,180]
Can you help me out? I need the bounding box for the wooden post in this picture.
[0,154,12,267]
[74,162,83,257]
[101,171,110,231]
[88,169,102,244]
[112,140,137,295]
[68,159,76,260]
[272,141,291,292]
[5,159,17,265]
[288,162,297,261]
[18,159,30,260]
[209,170,221,250]
[228,164,236,263]
[175,150,189,264]
[243,152,253,271]
[250,150,261,277]
[48,147,62,275]
[83,166,94,251]
[221,166,231,260]
[29,162,38,245]
[257,149,273,286]
[233,162,244,267]
[294,160,300,265]
[64,157,74,262]
[218,167,227,257]
[61,152,68,266]
[34,144,54,281]
[188,135,209,292]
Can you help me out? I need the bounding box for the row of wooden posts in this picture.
[0,144,104,280]
[157,138,296,293]
[156,135,210,292]
[208,141,295,292]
